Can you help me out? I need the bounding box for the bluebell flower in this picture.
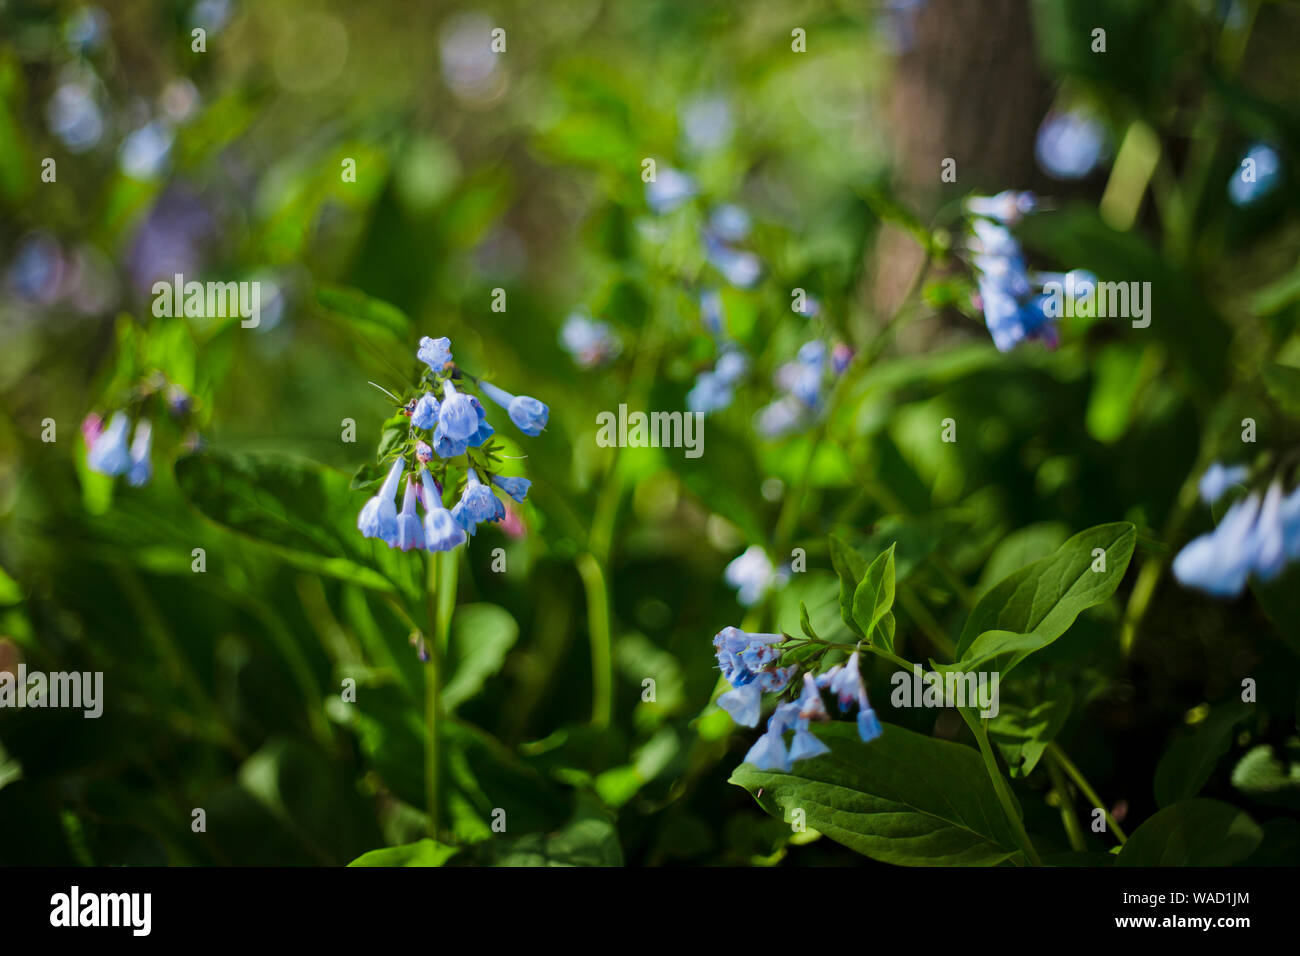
[457,468,502,527]
[725,545,776,607]
[1035,110,1106,180]
[394,477,426,552]
[1172,492,1263,597]
[87,411,132,476]
[699,288,725,336]
[489,473,531,503]
[823,653,882,743]
[466,396,495,447]
[686,371,733,415]
[418,336,452,372]
[857,707,883,742]
[437,380,480,441]
[965,190,1037,225]
[705,237,762,289]
[420,467,465,551]
[432,423,469,459]
[357,457,406,545]
[968,215,1062,352]
[478,381,548,436]
[1199,462,1250,505]
[713,626,784,688]
[831,342,853,375]
[717,682,762,727]
[560,311,621,368]
[415,440,433,463]
[411,393,440,430]
[681,94,733,153]
[744,726,791,772]
[796,672,830,723]
[451,499,476,537]
[708,204,751,242]
[788,726,831,761]
[1228,143,1282,207]
[715,349,748,386]
[645,167,697,214]
[755,396,809,439]
[126,419,153,487]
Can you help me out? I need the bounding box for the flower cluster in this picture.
[1173,463,1300,597]
[756,338,852,439]
[84,377,195,487]
[714,627,882,772]
[965,191,1089,353]
[355,335,546,551]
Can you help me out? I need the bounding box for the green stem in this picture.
[424,549,458,839]
[576,551,613,728]
[1046,753,1087,853]
[1046,743,1127,844]
[963,710,1042,866]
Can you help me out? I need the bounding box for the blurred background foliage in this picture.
[1,0,1299,866]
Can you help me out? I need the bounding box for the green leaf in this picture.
[316,285,410,339]
[348,839,460,867]
[1116,799,1261,866]
[852,543,896,651]
[988,690,1073,779]
[1230,742,1300,811]
[729,722,1023,866]
[454,794,623,867]
[955,522,1137,665]
[442,604,519,712]
[798,601,818,640]
[829,534,868,637]
[1154,701,1253,808]
[175,449,398,593]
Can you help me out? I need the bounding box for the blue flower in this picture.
[490,473,531,503]
[126,419,153,487]
[755,396,808,439]
[479,381,548,436]
[465,397,495,447]
[708,204,751,242]
[420,468,465,551]
[699,288,725,336]
[411,393,440,430]
[714,349,748,387]
[717,682,762,727]
[705,237,762,289]
[560,311,620,368]
[796,672,829,722]
[357,457,406,545]
[394,477,426,551]
[857,707,883,742]
[437,380,480,441]
[1199,462,1250,505]
[789,726,830,762]
[1228,143,1282,207]
[432,423,469,459]
[457,468,502,528]
[743,727,791,772]
[418,336,452,372]
[1172,492,1264,597]
[1035,110,1106,180]
[965,190,1038,224]
[686,371,733,414]
[645,167,697,214]
[87,411,132,476]
[725,545,776,607]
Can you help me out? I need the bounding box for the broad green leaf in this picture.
[955,522,1137,662]
[453,794,622,867]
[798,600,818,640]
[1154,700,1252,808]
[1116,799,1261,866]
[829,534,868,637]
[348,839,460,867]
[852,543,896,651]
[1230,743,1300,811]
[442,603,519,711]
[729,722,1023,866]
[175,449,399,593]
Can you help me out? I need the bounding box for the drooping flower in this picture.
[489,473,531,503]
[478,381,548,436]
[357,457,406,545]
[417,335,452,372]
[126,419,153,487]
[1035,109,1106,180]
[394,477,426,552]
[411,393,440,430]
[87,411,132,476]
[437,380,480,441]
[717,682,763,727]
[725,545,776,607]
[420,467,466,552]
[645,167,697,214]
[456,468,502,530]
[964,190,1037,225]
[1198,462,1249,505]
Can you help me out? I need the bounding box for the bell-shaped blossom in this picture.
[1199,462,1249,505]
[357,457,405,545]
[437,380,480,441]
[478,381,548,436]
[420,468,465,552]
[394,478,426,551]
[411,393,440,430]
[418,336,452,372]
[489,473,531,503]
[126,419,153,487]
[87,411,132,476]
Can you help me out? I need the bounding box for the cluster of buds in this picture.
[355,335,546,552]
